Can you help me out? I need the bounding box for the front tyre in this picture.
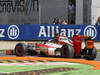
[15,43,26,57]
[61,44,74,58]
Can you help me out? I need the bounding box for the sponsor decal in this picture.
[7,25,20,39]
[0,29,5,38]
[0,0,39,14]
[38,25,97,39]
[84,25,97,39]
[38,26,81,38]
[0,25,98,40]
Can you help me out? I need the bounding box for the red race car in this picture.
[14,35,97,60]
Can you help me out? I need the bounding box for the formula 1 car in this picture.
[14,35,97,60]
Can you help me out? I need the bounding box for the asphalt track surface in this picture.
[95,52,100,61]
[0,52,100,61]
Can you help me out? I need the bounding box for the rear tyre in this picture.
[15,43,26,57]
[84,48,97,60]
[61,44,74,58]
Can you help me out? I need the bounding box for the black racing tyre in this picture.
[84,48,97,60]
[15,43,26,57]
[61,44,74,58]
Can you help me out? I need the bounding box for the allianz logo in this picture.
[7,25,19,39]
[84,25,97,39]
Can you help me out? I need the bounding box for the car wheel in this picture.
[15,43,26,57]
[61,44,74,58]
[84,48,97,60]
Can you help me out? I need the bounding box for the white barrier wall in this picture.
[0,41,100,50]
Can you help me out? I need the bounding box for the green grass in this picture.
[0,63,99,75]
[0,63,92,73]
